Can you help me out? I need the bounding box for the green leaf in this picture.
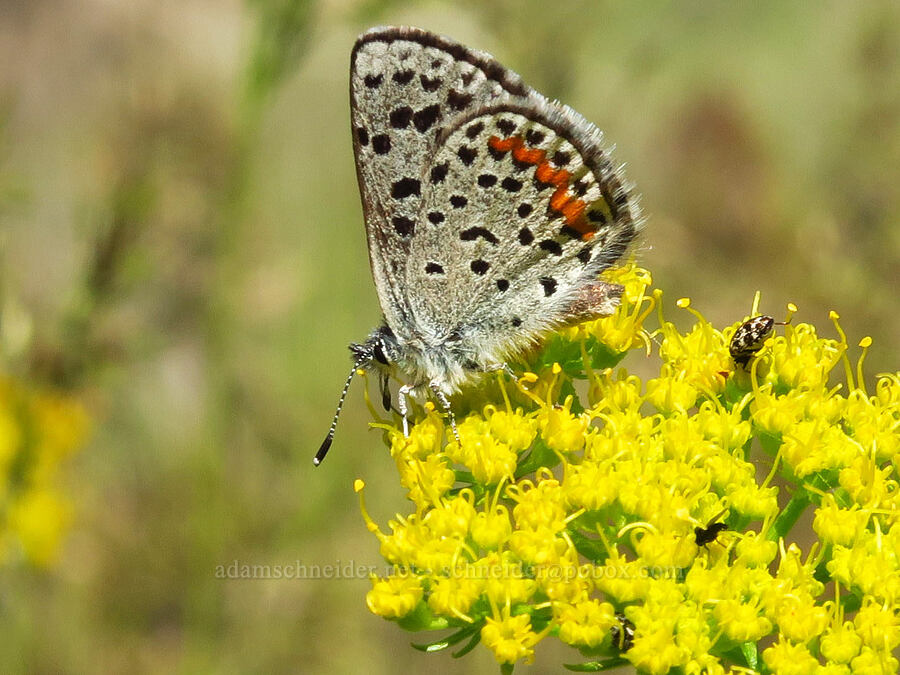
[411,623,480,653]
[740,641,758,669]
[589,340,628,370]
[568,529,608,564]
[452,630,482,658]
[397,602,449,632]
[767,491,811,541]
[515,440,560,477]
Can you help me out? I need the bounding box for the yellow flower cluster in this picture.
[358,263,900,674]
[0,378,88,567]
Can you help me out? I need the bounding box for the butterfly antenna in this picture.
[314,359,364,466]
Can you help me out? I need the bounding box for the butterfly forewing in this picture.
[406,102,639,358]
[350,27,536,334]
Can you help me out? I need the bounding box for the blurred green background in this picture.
[1,1,898,673]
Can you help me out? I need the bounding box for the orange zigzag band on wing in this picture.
[488,135,600,240]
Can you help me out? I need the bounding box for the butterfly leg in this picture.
[428,381,460,444]
[379,372,392,412]
[397,383,414,437]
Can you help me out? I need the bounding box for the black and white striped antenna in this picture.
[314,358,364,466]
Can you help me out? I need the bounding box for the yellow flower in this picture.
[480,610,541,665]
[849,646,899,674]
[563,459,618,510]
[594,553,651,603]
[537,400,588,453]
[633,528,698,569]
[446,414,517,485]
[761,638,821,675]
[427,573,481,619]
[773,593,830,643]
[625,611,690,674]
[780,420,857,477]
[474,551,537,607]
[508,474,567,532]
[646,369,699,414]
[820,622,862,664]
[7,488,72,567]
[470,504,512,550]
[0,379,88,568]
[854,599,900,652]
[366,573,423,619]
[555,598,617,648]
[356,276,900,671]
[734,531,779,567]
[813,496,868,546]
[486,407,536,452]
[766,323,842,390]
[713,598,772,642]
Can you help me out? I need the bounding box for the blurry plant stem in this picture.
[205,0,313,438]
[185,0,313,648]
[26,170,153,390]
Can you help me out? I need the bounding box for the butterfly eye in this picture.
[373,341,389,365]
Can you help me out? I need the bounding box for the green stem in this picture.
[766,491,811,541]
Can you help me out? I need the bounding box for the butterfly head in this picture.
[315,325,401,467]
[350,324,400,371]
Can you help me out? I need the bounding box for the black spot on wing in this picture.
[552,150,571,166]
[419,74,442,91]
[518,227,534,245]
[501,177,522,192]
[392,217,414,237]
[460,227,499,245]
[587,209,607,224]
[390,107,413,129]
[457,146,477,166]
[525,129,545,145]
[465,122,485,139]
[447,90,473,110]
[488,145,507,161]
[496,118,516,136]
[470,259,490,275]
[391,178,421,199]
[413,104,441,132]
[372,134,391,154]
[539,240,563,256]
[430,162,449,183]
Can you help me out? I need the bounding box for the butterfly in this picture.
[316,26,640,464]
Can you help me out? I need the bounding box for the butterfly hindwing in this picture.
[350,27,536,333]
[406,101,640,364]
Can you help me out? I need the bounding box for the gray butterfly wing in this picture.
[350,27,538,334]
[406,101,640,366]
